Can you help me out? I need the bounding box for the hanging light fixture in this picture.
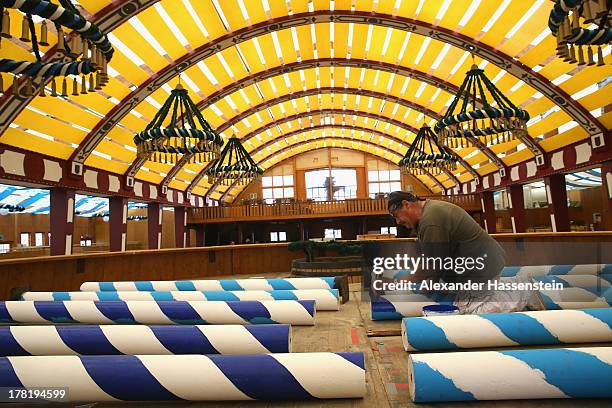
[549,0,610,66]
[0,0,113,97]
[134,83,223,165]
[399,124,458,176]
[434,59,530,149]
[205,135,264,186]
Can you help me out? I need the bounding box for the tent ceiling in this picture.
[0,0,609,202]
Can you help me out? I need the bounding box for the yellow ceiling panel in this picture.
[188,0,227,40]
[577,87,610,111]
[105,126,136,147]
[438,0,475,29]
[0,127,73,159]
[504,147,536,167]
[78,0,112,14]
[478,0,532,48]
[478,162,498,176]
[14,111,84,144]
[495,2,551,57]
[137,8,185,61]
[559,69,611,96]
[529,110,572,137]
[163,0,208,46]
[134,168,163,185]
[168,179,189,191]
[268,0,290,18]
[111,24,168,73]
[539,125,588,152]
[28,99,100,130]
[314,23,332,60]
[519,36,558,69]
[597,110,612,129]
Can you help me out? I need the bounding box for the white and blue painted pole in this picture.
[371,294,453,320]
[501,264,611,278]
[402,308,612,351]
[0,300,316,325]
[20,289,340,311]
[409,347,612,402]
[0,353,366,401]
[80,277,338,292]
[0,324,291,356]
[540,287,612,310]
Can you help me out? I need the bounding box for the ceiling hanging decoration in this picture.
[0,0,113,97]
[134,83,223,165]
[399,124,458,176]
[549,0,610,66]
[434,60,530,149]
[205,136,264,186]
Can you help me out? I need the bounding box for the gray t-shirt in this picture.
[416,199,506,282]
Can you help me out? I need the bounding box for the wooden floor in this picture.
[21,282,612,407]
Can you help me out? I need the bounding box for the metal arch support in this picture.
[0,0,161,138]
[68,10,601,176]
[208,121,455,200]
[216,136,446,201]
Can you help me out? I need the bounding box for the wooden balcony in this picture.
[188,195,481,223]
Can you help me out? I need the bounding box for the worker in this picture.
[387,191,542,313]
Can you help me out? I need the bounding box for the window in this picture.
[34,232,44,247]
[306,168,357,201]
[270,231,287,242]
[20,233,29,247]
[324,228,342,239]
[368,169,401,198]
[80,238,92,246]
[381,226,398,236]
[262,174,294,204]
[0,244,10,253]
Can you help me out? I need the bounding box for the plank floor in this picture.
[15,282,612,407]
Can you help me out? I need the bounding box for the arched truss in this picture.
[146,59,507,186]
[217,125,459,200]
[191,109,473,198]
[207,135,448,201]
[1,6,607,199]
[35,10,601,175]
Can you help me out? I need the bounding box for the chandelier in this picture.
[399,124,458,176]
[434,62,530,149]
[205,136,263,186]
[0,0,113,97]
[134,84,223,164]
[549,0,609,66]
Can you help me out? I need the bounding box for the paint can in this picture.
[421,304,459,316]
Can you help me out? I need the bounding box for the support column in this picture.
[49,188,75,256]
[480,191,497,233]
[544,174,570,232]
[147,203,162,249]
[601,161,612,231]
[237,222,243,244]
[507,185,526,233]
[109,196,128,252]
[299,221,305,241]
[174,206,186,248]
[195,225,205,247]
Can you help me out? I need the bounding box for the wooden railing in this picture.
[188,195,481,223]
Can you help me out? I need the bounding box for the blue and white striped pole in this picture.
[371,294,453,320]
[0,325,291,356]
[409,347,612,402]
[540,287,612,310]
[0,300,315,325]
[20,289,340,311]
[0,353,366,401]
[402,308,612,351]
[534,275,612,290]
[80,277,337,292]
[501,264,611,278]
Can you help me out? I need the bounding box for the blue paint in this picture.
[539,292,561,310]
[0,303,12,323]
[549,265,576,275]
[266,278,296,290]
[411,361,476,402]
[582,308,612,330]
[57,326,121,355]
[203,291,240,301]
[227,301,271,323]
[81,356,181,400]
[501,266,521,277]
[98,282,116,291]
[422,304,459,315]
[208,354,312,400]
[0,328,30,356]
[245,325,290,353]
[175,281,196,291]
[403,318,458,350]
[499,349,612,398]
[95,301,135,324]
[97,292,120,301]
[34,301,73,323]
[337,352,365,369]
[52,292,71,301]
[394,269,413,279]
[481,313,560,345]
[322,277,336,288]
[151,326,217,354]
[602,264,612,274]
[157,301,205,324]
[135,281,154,291]
[219,280,243,291]
[270,290,298,300]
[0,357,23,387]
[150,292,175,301]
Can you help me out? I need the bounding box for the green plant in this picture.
[288,240,372,262]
